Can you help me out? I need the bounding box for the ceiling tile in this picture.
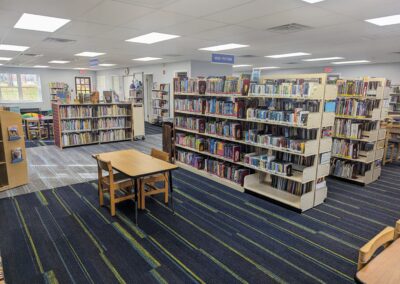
[58,21,114,37]
[159,19,226,36]
[122,10,192,31]
[82,0,155,26]
[113,0,179,9]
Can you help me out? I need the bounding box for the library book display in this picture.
[173,73,337,211]
[0,111,28,192]
[330,78,390,185]
[52,102,134,149]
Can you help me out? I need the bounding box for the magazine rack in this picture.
[0,111,28,191]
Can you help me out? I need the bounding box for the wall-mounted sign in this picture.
[324,67,333,73]
[211,53,234,64]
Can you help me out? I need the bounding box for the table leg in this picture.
[169,171,174,214]
[24,120,28,139]
[132,178,138,226]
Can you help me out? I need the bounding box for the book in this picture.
[324,101,336,112]
[11,147,23,163]
[198,80,206,94]
[8,125,21,141]
[241,79,250,96]
[91,91,99,104]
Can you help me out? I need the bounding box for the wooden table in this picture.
[22,116,53,139]
[356,238,400,284]
[93,149,178,225]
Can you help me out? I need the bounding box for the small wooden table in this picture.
[93,149,178,225]
[356,238,400,284]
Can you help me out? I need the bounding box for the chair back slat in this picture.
[151,148,169,162]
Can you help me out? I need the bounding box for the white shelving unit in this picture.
[151,83,170,125]
[173,73,337,212]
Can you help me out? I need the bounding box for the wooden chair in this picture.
[395,220,400,240]
[28,118,48,140]
[139,148,170,209]
[95,155,135,216]
[357,226,395,271]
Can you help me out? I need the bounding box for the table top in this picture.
[94,149,178,178]
[356,238,400,284]
[22,116,53,121]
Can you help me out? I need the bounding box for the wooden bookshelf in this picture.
[173,73,337,211]
[151,83,170,125]
[330,77,390,185]
[52,102,133,149]
[0,111,28,191]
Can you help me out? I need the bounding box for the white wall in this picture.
[0,66,96,111]
[236,63,400,83]
[191,60,233,77]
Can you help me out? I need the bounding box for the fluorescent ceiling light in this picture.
[73,67,89,70]
[33,65,48,68]
[366,15,400,26]
[99,63,116,67]
[133,57,162,61]
[49,60,70,64]
[302,0,325,3]
[254,66,280,70]
[75,52,105,57]
[14,13,70,32]
[303,57,344,62]
[0,57,12,61]
[266,52,310,58]
[126,32,180,44]
[0,64,3,66]
[233,64,252,68]
[0,44,29,52]
[332,60,370,65]
[199,43,249,52]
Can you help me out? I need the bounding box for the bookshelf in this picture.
[52,103,133,149]
[389,84,400,116]
[49,82,68,103]
[330,77,390,185]
[151,83,170,125]
[0,111,28,191]
[173,74,337,211]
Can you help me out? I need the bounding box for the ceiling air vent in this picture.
[286,62,299,65]
[267,23,312,34]
[43,37,76,43]
[21,53,43,57]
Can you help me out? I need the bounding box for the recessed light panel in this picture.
[365,15,400,26]
[73,67,89,70]
[199,43,249,52]
[254,66,280,70]
[266,52,310,58]
[14,13,70,32]
[303,57,344,62]
[126,32,180,44]
[0,44,29,52]
[133,57,162,61]
[99,63,116,67]
[49,60,70,64]
[332,60,370,65]
[0,57,12,61]
[33,65,49,68]
[302,0,325,3]
[233,64,252,68]
[75,52,105,57]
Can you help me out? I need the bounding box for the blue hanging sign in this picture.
[89,58,99,67]
[211,53,234,64]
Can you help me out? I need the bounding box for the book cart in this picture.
[52,102,134,149]
[0,111,28,191]
[173,73,337,211]
[330,77,390,184]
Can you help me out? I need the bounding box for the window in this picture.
[0,73,42,103]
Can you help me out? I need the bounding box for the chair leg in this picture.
[110,188,116,216]
[164,173,169,204]
[98,182,104,206]
[140,180,146,210]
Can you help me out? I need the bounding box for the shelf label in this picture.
[211,53,234,64]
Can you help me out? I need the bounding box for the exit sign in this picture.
[324,67,333,73]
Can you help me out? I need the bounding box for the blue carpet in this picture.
[0,162,399,283]
[145,122,162,135]
[25,140,55,148]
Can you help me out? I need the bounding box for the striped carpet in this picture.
[145,122,163,135]
[0,164,399,283]
[25,140,55,148]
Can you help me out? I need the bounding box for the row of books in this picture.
[249,81,319,97]
[206,99,246,117]
[337,80,368,96]
[49,82,67,89]
[271,176,313,196]
[333,119,377,139]
[244,130,307,153]
[98,105,130,116]
[61,133,97,146]
[174,98,205,113]
[332,139,360,159]
[330,158,372,178]
[175,149,250,185]
[60,106,93,118]
[61,119,92,131]
[261,100,319,112]
[174,76,250,94]
[335,98,379,117]
[97,118,130,129]
[246,108,310,125]
[152,99,168,109]
[243,153,293,176]
[99,129,129,142]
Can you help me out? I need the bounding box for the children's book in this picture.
[8,125,21,141]
[11,147,23,163]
